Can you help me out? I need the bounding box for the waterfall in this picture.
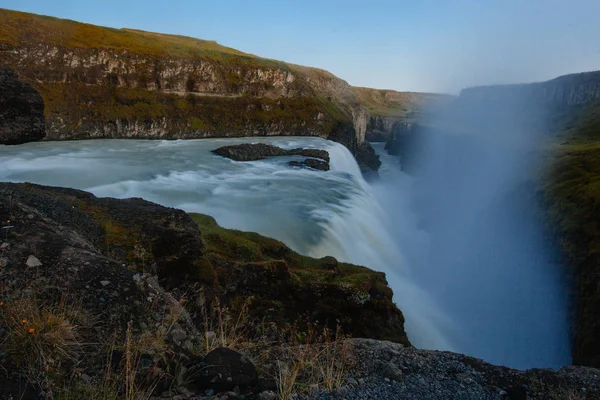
[309,141,457,351]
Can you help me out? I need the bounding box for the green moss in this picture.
[77,200,148,268]
[189,212,390,296]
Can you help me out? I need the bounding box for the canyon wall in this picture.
[0,66,45,144]
[460,71,600,105]
[352,86,452,142]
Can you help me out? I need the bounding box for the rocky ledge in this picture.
[0,67,45,145]
[213,143,331,170]
[0,182,408,399]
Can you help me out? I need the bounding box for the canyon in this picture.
[3,6,600,399]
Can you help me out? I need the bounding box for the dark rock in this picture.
[256,391,277,400]
[185,347,258,392]
[505,386,527,400]
[213,143,288,161]
[0,182,214,286]
[366,130,390,143]
[213,143,329,163]
[0,67,45,145]
[356,142,381,172]
[256,378,277,391]
[288,158,329,171]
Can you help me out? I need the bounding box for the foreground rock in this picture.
[213,143,331,170]
[0,182,408,398]
[0,67,45,145]
[304,339,600,400]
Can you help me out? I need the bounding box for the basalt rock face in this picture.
[0,9,382,170]
[0,67,45,144]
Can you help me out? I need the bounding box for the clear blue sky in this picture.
[1,0,599,93]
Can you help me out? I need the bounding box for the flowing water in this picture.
[0,137,570,369]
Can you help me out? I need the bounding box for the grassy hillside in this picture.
[0,8,285,69]
[353,86,449,120]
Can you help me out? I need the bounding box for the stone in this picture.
[100,280,111,287]
[0,242,9,250]
[170,328,187,343]
[288,158,329,171]
[257,391,277,400]
[26,255,42,267]
[185,347,258,391]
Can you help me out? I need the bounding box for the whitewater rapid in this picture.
[0,137,570,369]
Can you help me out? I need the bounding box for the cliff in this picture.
[0,9,380,168]
[543,96,600,368]
[352,86,452,142]
[460,71,600,105]
[0,66,45,144]
[0,182,409,397]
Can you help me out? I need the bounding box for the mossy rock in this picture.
[189,212,411,345]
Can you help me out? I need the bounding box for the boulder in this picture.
[0,67,45,145]
[185,347,258,391]
[213,143,329,165]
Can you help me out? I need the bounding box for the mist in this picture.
[376,89,572,369]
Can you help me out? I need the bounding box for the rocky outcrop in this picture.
[212,143,331,170]
[288,158,329,171]
[339,339,600,400]
[0,67,45,144]
[212,143,329,162]
[0,181,408,344]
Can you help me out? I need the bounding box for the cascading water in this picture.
[0,136,570,369]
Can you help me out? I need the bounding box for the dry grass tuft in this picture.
[198,289,252,353]
[270,324,353,399]
[0,297,82,385]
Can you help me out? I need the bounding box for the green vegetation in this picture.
[189,213,410,344]
[352,86,447,119]
[542,100,600,367]
[190,213,382,288]
[0,8,284,69]
[38,82,341,138]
